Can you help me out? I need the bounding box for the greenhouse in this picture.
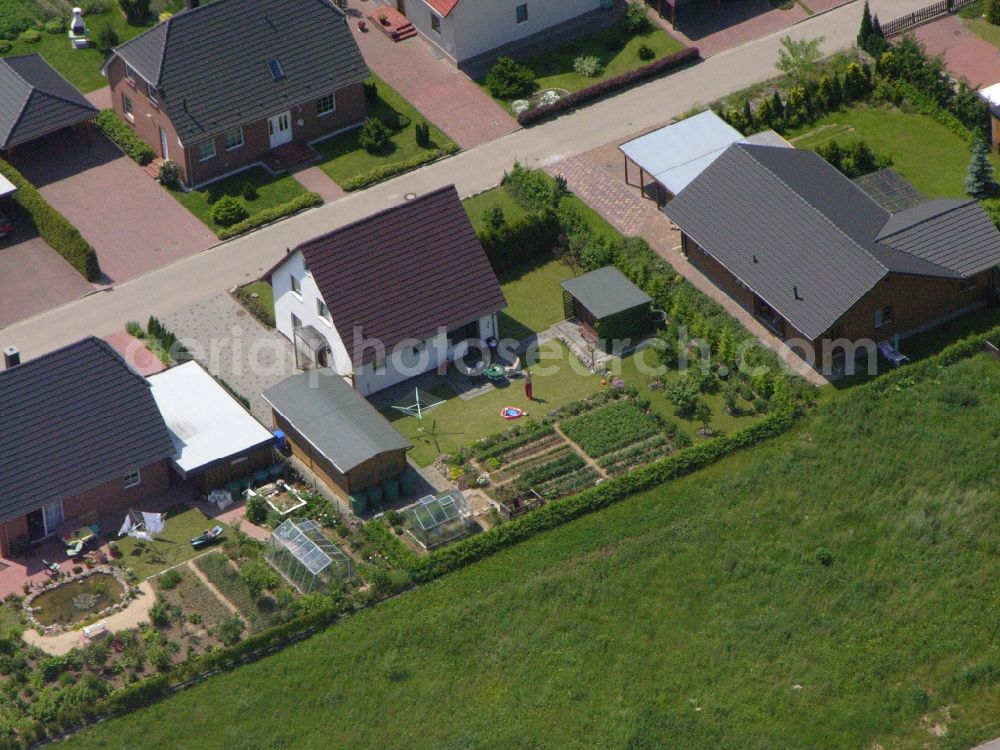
[266,518,354,593]
[403,491,475,549]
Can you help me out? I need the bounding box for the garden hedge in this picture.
[340,144,459,192]
[517,47,699,126]
[0,158,101,281]
[216,192,322,240]
[96,109,155,166]
[478,209,561,272]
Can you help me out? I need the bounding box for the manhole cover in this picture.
[236,310,246,317]
[404,192,417,200]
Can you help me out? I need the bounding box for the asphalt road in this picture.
[0,0,932,359]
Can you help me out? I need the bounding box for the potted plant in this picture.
[379,12,389,24]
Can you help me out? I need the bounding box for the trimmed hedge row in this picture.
[340,144,460,192]
[517,46,699,126]
[216,192,322,240]
[894,81,976,145]
[0,158,101,281]
[96,109,155,166]
[478,209,561,272]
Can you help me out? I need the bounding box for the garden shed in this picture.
[561,266,653,352]
[403,491,474,549]
[267,517,353,592]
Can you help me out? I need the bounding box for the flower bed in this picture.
[561,400,661,458]
[599,434,673,475]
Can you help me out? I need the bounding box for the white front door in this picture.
[159,127,169,160]
[268,111,292,148]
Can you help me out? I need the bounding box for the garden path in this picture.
[21,581,156,656]
[186,562,240,617]
[554,425,610,480]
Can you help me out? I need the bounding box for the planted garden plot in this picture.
[561,401,662,459]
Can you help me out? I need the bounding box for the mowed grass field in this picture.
[65,354,1000,749]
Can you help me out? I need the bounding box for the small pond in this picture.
[30,573,125,626]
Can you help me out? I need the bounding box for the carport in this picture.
[0,54,97,153]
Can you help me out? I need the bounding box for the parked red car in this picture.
[0,209,12,238]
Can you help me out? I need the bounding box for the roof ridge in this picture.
[876,198,977,241]
[0,336,148,386]
[32,87,96,112]
[739,144,890,275]
[294,185,459,253]
[0,68,33,150]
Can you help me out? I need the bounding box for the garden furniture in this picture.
[65,540,84,557]
[190,525,225,549]
[504,356,522,377]
[483,364,506,382]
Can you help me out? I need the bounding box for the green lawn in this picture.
[0,599,24,635]
[236,280,273,316]
[966,16,1000,50]
[168,167,308,235]
[496,254,578,341]
[64,354,1000,749]
[314,74,455,186]
[113,504,232,581]
[385,341,603,466]
[788,105,1000,199]
[482,23,685,109]
[0,10,152,93]
[463,187,530,234]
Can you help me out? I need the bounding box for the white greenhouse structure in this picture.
[267,518,354,592]
[403,491,475,549]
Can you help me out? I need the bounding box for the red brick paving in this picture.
[915,14,1000,89]
[346,0,517,149]
[85,88,111,110]
[10,126,215,284]
[101,330,166,376]
[656,0,808,58]
[291,165,345,203]
[0,228,93,328]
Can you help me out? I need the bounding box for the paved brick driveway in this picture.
[10,126,215,284]
[0,227,93,328]
[345,0,517,149]
[915,14,1000,89]
[657,0,808,58]
[160,292,295,423]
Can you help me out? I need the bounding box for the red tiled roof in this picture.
[295,185,506,367]
[426,0,459,16]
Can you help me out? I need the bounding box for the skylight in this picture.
[266,58,284,80]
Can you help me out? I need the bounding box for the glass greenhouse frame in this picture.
[267,518,353,593]
[403,491,474,549]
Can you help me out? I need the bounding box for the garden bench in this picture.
[81,621,109,642]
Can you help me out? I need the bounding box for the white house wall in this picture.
[402,0,600,64]
[271,251,353,375]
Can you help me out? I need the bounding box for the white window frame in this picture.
[197,139,216,162]
[146,82,158,105]
[124,63,136,85]
[430,12,441,34]
[374,352,386,374]
[515,3,528,24]
[316,93,336,116]
[290,273,302,297]
[123,469,141,489]
[42,500,64,537]
[122,93,134,122]
[317,299,331,324]
[224,127,244,150]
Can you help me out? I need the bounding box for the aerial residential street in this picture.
[0,0,930,359]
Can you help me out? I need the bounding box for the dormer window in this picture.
[146,82,158,105]
[266,58,285,80]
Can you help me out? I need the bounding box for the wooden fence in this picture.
[882,0,978,37]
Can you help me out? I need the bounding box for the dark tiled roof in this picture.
[0,337,175,524]
[0,54,97,149]
[560,266,652,319]
[665,144,888,341]
[262,370,411,473]
[111,0,368,143]
[292,185,507,367]
[875,199,1000,278]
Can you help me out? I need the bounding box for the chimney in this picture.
[793,286,803,301]
[3,346,20,369]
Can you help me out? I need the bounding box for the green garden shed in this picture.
[561,267,653,353]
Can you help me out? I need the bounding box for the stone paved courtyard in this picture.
[160,292,295,423]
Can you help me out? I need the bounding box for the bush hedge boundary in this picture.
[340,144,460,192]
[96,109,155,166]
[517,47,700,126]
[216,192,322,240]
[0,158,101,281]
